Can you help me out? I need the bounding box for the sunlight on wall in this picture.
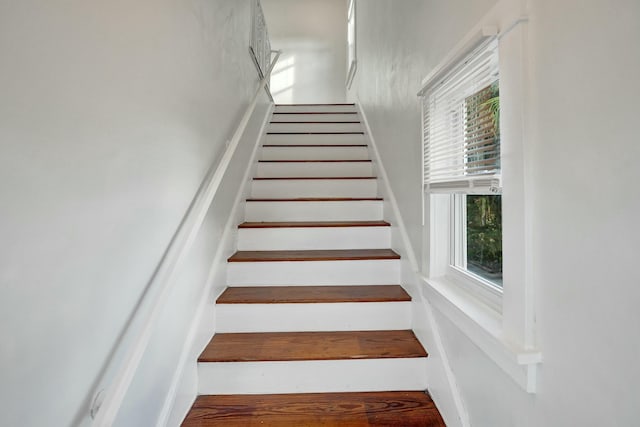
[270,54,295,104]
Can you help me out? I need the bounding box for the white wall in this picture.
[353,0,640,425]
[0,1,267,426]
[262,0,347,104]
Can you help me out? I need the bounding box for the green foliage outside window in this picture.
[467,195,502,279]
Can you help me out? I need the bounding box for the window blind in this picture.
[422,39,500,193]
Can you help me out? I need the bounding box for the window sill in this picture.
[419,274,541,393]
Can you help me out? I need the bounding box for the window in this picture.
[418,20,540,393]
[422,39,503,295]
[346,0,357,88]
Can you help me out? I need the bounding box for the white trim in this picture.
[89,53,282,427]
[418,6,540,393]
[355,100,470,427]
[156,104,274,427]
[421,275,541,392]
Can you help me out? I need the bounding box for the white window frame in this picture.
[346,0,357,89]
[421,37,504,311]
[419,18,541,393]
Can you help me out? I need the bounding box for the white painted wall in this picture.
[353,0,640,425]
[262,0,348,104]
[0,1,268,426]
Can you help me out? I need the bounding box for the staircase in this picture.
[181,104,445,426]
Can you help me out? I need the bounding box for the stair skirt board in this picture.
[256,160,373,177]
[244,200,383,222]
[197,358,428,395]
[215,301,411,332]
[227,259,400,286]
[250,177,378,198]
[237,226,390,250]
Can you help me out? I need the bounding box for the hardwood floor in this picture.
[181,391,446,427]
[198,330,427,363]
[216,285,410,304]
[227,249,400,262]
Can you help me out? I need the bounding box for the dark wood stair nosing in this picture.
[263,144,367,147]
[259,159,372,163]
[198,330,427,363]
[253,176,376,180]
[181,391,445,427]
[272,111,358,115]
[270,121,361,124]
[238,220,391,229]
[216,285,411,304]
[246,197,383,202]
[227,249,400,263]
[276,103,356,106]
[266,132,365,135]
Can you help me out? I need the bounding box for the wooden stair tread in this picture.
[263,144,367,147]
[273,111,358,114]
[181,391,445,426]
[198,330,427,362]
[267,132,365,135]
[238,220,390,228]
[276,103,356,106]
[217,285,411,304]
[247,197,382,202]
[253,176,376,180]
[270,121,361,124]
[228,249,400,262]
[259,159,371,162]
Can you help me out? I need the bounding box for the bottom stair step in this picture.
[181,391,446,426]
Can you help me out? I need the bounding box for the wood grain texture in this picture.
[238,220,390,228]
[259,159,372,163]
[246,197,382,202]
[216,285,411,304]
[272,111,358,114]
[270,121,362,124]
[253,176,376,180]
[267,132,365,135]
[181,391,446,427]
[263,144,368,147]
[227,249,400,262]
[198,330,427,362]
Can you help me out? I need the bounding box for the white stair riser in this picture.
[271,113,359,122]
[244,201,383,222]
[268,123,362,133]
[227,259,400,286]
[256,161,373,177]
[237,227,390,250]
[215,302,411,333]
[251,179,377,198]
[265,133,365,145]
[275,105,357,113]
[261,146,369,161]
[198,358,428,394]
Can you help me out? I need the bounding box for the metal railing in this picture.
[249,0,275,101]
